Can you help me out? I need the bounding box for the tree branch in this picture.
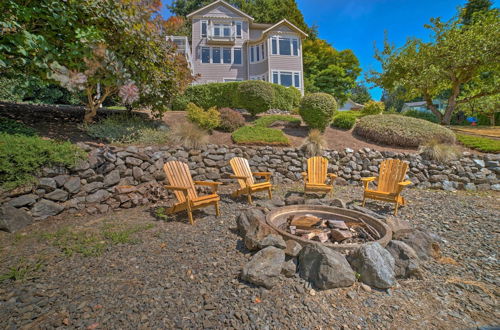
[457,90,500,104]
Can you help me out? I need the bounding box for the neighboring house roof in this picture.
[339,99,364,110]
[262,19,308,38]
[186,0,254,21]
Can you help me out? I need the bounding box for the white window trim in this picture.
[235,21,243,38]
[233,47,243,66]
[200,46,243,66]
[270,35,300,57]
[271,70,301,88]
[201,20,208,38]
[249,43,267,64]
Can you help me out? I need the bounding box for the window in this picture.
[236,21,242,38]
[256,45,260,62]
[201,47,210,63]
[272,38,278,55]
[292,39,299,56]
[234,48,242,65]
[279,37,291,55]
[294,73,300,88]
[212,48,221,63]
[223,48,231,64]
[201,20,208,37]
[280,72,293,87]
[250,46,255,63]
[273,72,279,84]
[261,44,265,59]
[223,24,231,37]
[213,25,221,37]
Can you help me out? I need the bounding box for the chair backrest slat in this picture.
[163,161,198,203]
[230,157,255,188]
[307,156,328,184]
[378,159,408,193]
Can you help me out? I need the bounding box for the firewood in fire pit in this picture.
[301,232,317,240]
[290,214,322,229]
[289,226,296,235]
[330,229,353,242]
[313,231,330,243]
[327,220,349,230]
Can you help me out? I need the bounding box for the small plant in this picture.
[456,134,500,153]
[155,207,170,221]
[43,227,106,257]
[253,115,301,128]
[361,101,385,116]
[135,127,170,145]
[170,122,209,149]
[186,102,221,131]
[232,126,289,145]
[299,93,337,131]
[103,224,154,244]
[0,117,37,136]
[301,129,327,157]
[218,108,245,132]
[419,139,461,162]
[237,81,275,116]
[0,258,45,282]
[331,111,361,130]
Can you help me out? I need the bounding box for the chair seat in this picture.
[250,182,272,190]
[192,194,220,205]
[365,189,395,196]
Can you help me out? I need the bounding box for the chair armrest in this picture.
[194,181,223,186]
[230,175,248,180]
[164,185,189,191]
[360,177,377,182]
[252,172,272,177]
[327,173,337,178]
[398,181,412,186]
[301,172,307,178]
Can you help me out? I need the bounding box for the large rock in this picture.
[386,240,422,279]
[38,178,57,191]
[236,209,275,251]
[241,246,285,289]
[348,242,396,289]
[8,194,37,207]
[399,229,441,260]
[386,216,413,239]
[44,189,69,202]
[63,177,81,193]
[260,234,286,249]
[281,258,297,277]
[298,244,355,290]
[0,205,33,233]
[32,199,65,219]
[103,170,121,187]
[86,190,111,204]
[284,240,303,257]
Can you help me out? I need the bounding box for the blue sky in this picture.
[160,0,480,100]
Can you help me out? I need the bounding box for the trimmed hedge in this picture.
[172,81,301,112]
[353,114,456,148]
[361,101,385,116]
[237,81,275,116]
[232,126,289,145]
[299,93,337,131]
[331,111,362,130]
[186,103,221,131]
[403,110,439,123]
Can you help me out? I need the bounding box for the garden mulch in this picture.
[1,184,498,329]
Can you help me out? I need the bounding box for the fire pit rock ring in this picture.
[266,205,392,254]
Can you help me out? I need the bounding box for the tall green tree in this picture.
[461,0,494,25]
[349,83,372,104]
[369,11,500,125]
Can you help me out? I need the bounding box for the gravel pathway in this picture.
[1,185,498,329]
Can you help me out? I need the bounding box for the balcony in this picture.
[206,32,236,44]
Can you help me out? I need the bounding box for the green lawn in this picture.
[232,126,289,145]
[253,115,301,127]
[456,134,500,153]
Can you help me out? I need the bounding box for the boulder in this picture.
[284,240,303,257]
[348,242,395,289]
[0,205,33,233]
[241,246,285,289]
[38,178,57,191]
[298,244,355,290]
[32,199,65,219]
[44,189,69,202]
[386,240,422,279]
[399,229,441,260]
[8,194,37,207]
[63,177,81,193]
[260,234,286,249]
[236,209,275,251]
[385,216,413,239]
[281,258,297,277]
[103,170,120,187]
[285,194,305,205]
[86,190,111,204]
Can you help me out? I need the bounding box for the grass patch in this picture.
[0,258,45,282]
[103,223,155,245]
[253,115,301,128]
[0,133,86,190]
[232,126,289,145]
[353,115,456,148]
[456,134,500,153]
[85,113,169,145]
[331,111,363,130]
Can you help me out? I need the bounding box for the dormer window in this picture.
[270,36,300,56]
[201,20,208,37]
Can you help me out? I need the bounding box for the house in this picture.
[339,99,364,112]
[170,0,308,94]
[402,100,446,113]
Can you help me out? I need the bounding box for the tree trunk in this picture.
[490,113,495,126]
[84,105,98,123]
[83,85,113,123]
[424,95,443,122]
[442,83,461,125]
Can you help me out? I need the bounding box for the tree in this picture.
[461,0,494,25]
[459,94,499,126]
[350,84,372,104]
[369,11,500,125]
[0,0,193,122]
[303,39,361,104]
[381,87,406,112]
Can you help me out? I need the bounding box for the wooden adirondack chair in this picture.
[301,156,337,197]
[229,157,272,204]
[163,161,222,225]
[361,159,412,215]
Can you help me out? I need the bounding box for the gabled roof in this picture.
[186,0,254,21]
[262,19,308,38]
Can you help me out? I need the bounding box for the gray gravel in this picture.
[0,185,498,329]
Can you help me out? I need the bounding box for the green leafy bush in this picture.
[186,103,221,131]
[0,117,37,136]
[299,93,337,131]
[85,113,168,144]
[237,81,275,116]
[218,108,245,132]
[331,111,362,130]
[253,115,301,128]
[272,85,301,112]
[456,134,500,153]
[361,101,385,116]
[232,126,289,145]
[353,115,455,148]
[403,110,439,123]
[0,134,85,189]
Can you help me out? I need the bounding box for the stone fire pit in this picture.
[266,205,392,253]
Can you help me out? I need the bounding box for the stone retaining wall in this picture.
[2,143,499,222]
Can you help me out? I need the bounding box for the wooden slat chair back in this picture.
[229,157,273,204]
[361,159,411,215]
[301,156,337,196]
[163,161,222,225]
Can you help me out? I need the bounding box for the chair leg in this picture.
[362,197,366,207]
[186,202,194,225]
[394,202,399,216]
[247,192,253,204]
[268,187,272,199]
[215,201,220,216]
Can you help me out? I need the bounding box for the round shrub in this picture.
[353,114,456,148]
[403,109,438,123]
[299,93,337,131]
[187,103,221,131]
[331,111,361,130]
[272,85,301,111]
[236,81,275,116]
[218,108,245,132]
[361,101,385,116]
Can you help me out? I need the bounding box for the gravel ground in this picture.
[0,184,499,329]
